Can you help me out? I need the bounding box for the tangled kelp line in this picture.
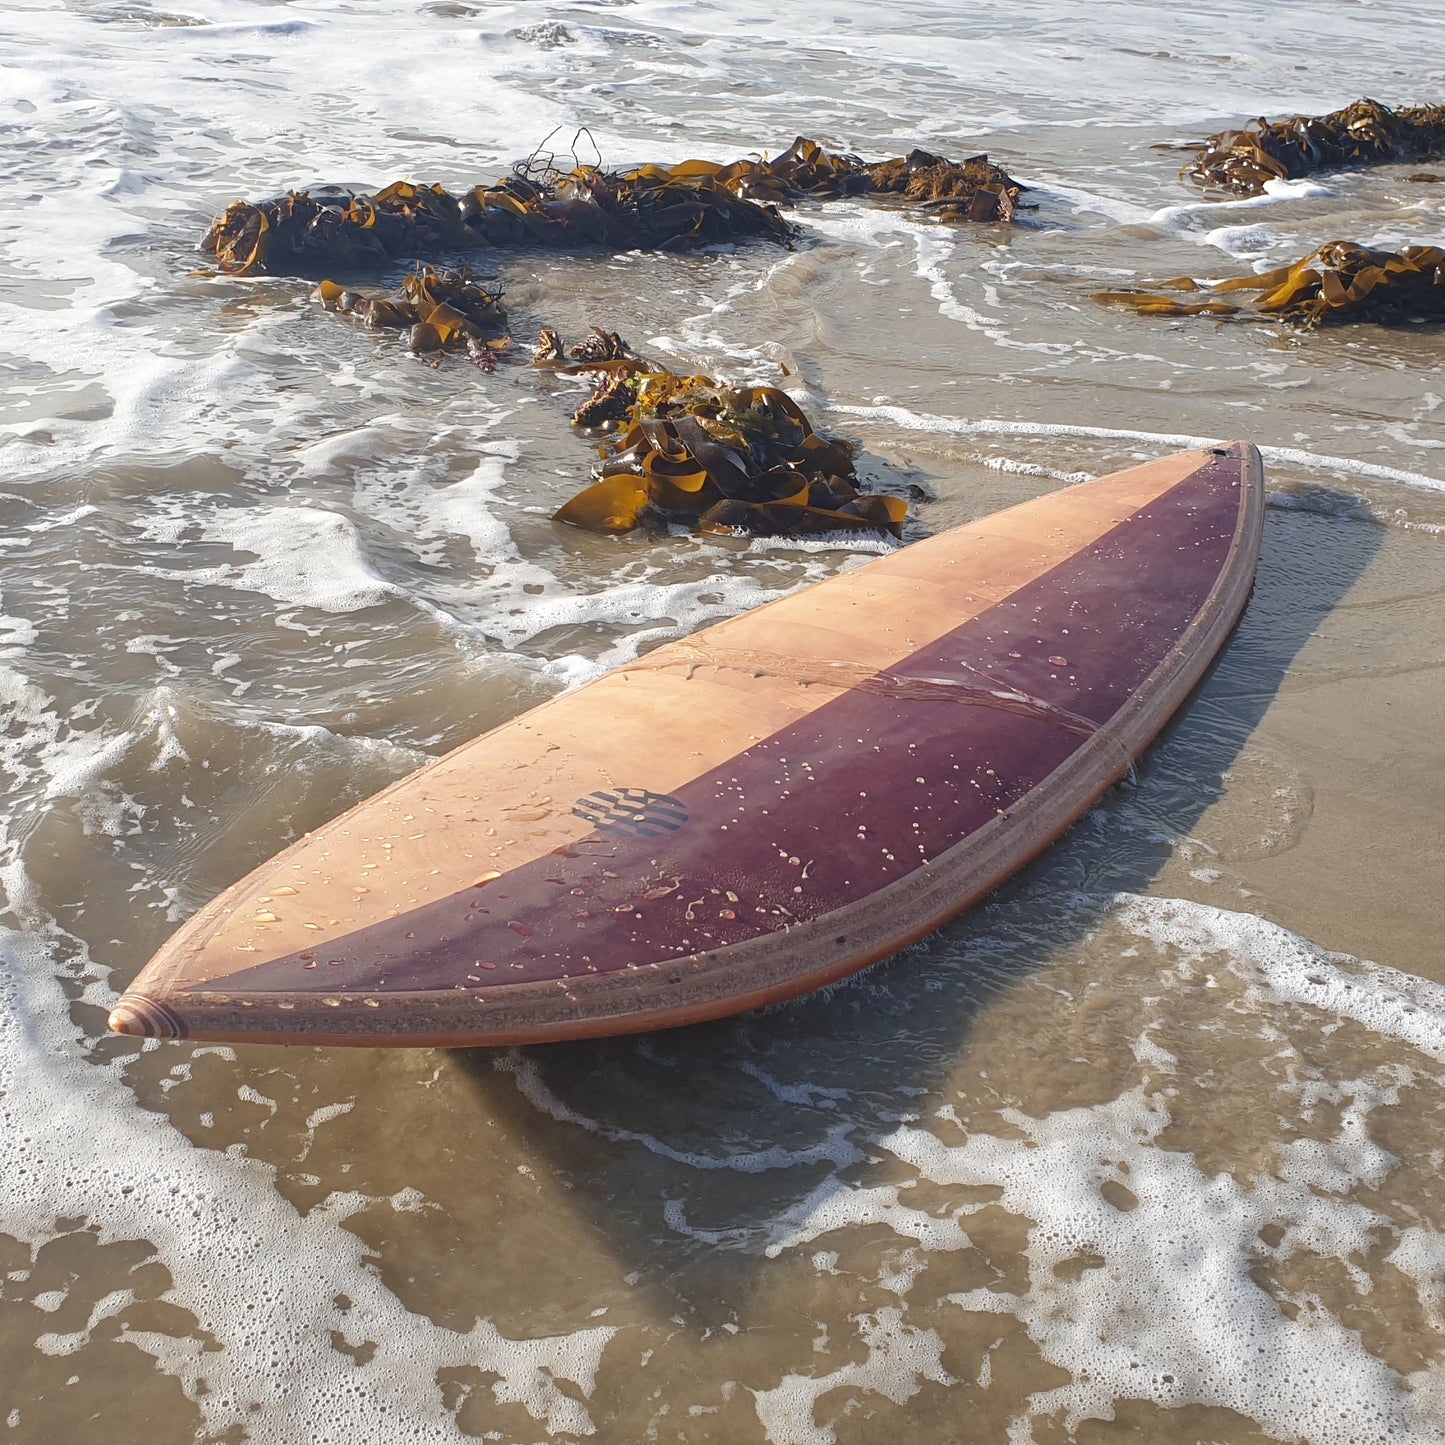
[1178,98,1445,196]
[536,330,909,541]
[1095,242,1445,327]
[201,137,1026,276]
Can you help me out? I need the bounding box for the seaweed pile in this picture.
[204,174,790,276]
[313,266,509,362]
[536,331,908,540]
[864,149,1025,221]
[1180,98,1445,195]
[1095,242,1445,326]
[702,137,1026,221]
[201,138,1026,276]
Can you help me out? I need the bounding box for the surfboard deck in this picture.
[111,442,1264,1047]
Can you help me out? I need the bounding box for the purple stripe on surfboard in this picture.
[192,453,1244,998]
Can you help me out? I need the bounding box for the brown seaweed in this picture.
[1095,242,1445,327]
[649,137,1026,220]
[546,326,644,369]
[531,327,656,421]
[201,138,1027,276]
[1179,98,1445,196]
[205,183,474,276]
[864,148,1024,221]
[538,336,908,540]
[313,266,509,362]
[204,166,793,276]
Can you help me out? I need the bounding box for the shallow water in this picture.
[3,0,1445,1440]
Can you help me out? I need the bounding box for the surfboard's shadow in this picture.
[451,500,1377,1288]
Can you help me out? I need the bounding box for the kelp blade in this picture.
[553,474,652,533]
[1095,242,1445,326]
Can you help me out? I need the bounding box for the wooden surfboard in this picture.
[111,442,1264,1047]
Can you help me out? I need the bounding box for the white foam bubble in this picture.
[0,915,618,1441]
[901,1074,1427,1445]
[762,1175,971,1259]
[132,499,512,642]
[752,895,1445,1445]
[199,506,394,613]
[1115,894,1445,1067]
[24,504,98,533]
[752,1307,951,1445]
[1147,189,1291,239]
[510,570,821,685]
[1198,221,1277,261]
[0,614,38,658]
[1262,177,1337,200]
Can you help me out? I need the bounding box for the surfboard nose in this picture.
[108,992,186,1038]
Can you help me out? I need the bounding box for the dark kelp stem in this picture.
[1178,98,1445,196]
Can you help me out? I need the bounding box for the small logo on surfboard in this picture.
[572,788,689,839]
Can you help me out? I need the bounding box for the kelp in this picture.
[204,183,473,276]
[536,326,641,371]
[1178,98,1445,196]
[203,169,792,275]
[645,137,1027,221]
[1095,242,1445,327]
[313,265,510,363]
[536,332,908,540]
[864,149,1025,221]
[533,328,658,425]
[201,138,1027,276]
